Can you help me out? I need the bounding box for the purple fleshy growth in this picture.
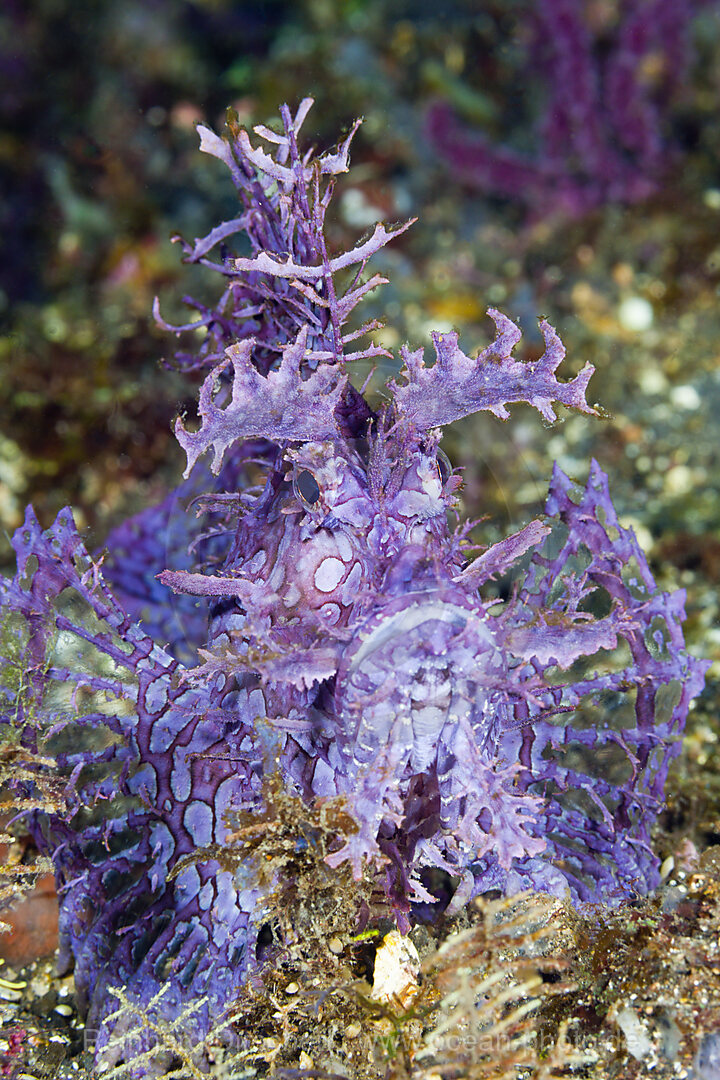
[176,330,346,477]
[0,507,264,1070]
[489,460,708,902]
[428,0,705,216]
[0,98,707,1071]
[389,310,597,429]
[155,97,413,378]
[100,447,270,662]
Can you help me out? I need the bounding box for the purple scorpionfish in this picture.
[0,100,706,1072]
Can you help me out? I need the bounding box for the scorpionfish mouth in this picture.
[334,592,510,774]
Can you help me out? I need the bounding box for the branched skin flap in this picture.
[0,99,707,1073]
[427,0,705,218]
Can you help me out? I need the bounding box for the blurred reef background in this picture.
[4,0,720,1076]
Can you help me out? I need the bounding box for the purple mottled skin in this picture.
[0,100,707,1073]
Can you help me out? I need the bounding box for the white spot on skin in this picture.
[212,871,239,947]
[342,561,363,605]
[313,757,336,796]
[284,583,301,607]
[187,719,224,754]
[150,711,183,755]
[144,677,169,714]
[248,687,266,717]
[198,880,214,910]
[171,747,192,801]
[149,823,175,877]
[268,563,285,590]
[413,704,445,732]
[184,800,214,846]
[126,763,158,800]
[245,550,266,574]
[174,864,201,904]
[221,688,247,713]
[314,557,346,593]
[319,603,341,624]
[334,532,353,562]
[214,776,241,842]
[267,517,294,589]
[392,489,429,519]
[418,456,442,500]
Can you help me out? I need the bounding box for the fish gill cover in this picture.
[0,99,707,1074]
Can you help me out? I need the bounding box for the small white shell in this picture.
[371,930,420,1008]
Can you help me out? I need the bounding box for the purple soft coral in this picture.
[0,99,707,1073]
[428,0,705,217]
